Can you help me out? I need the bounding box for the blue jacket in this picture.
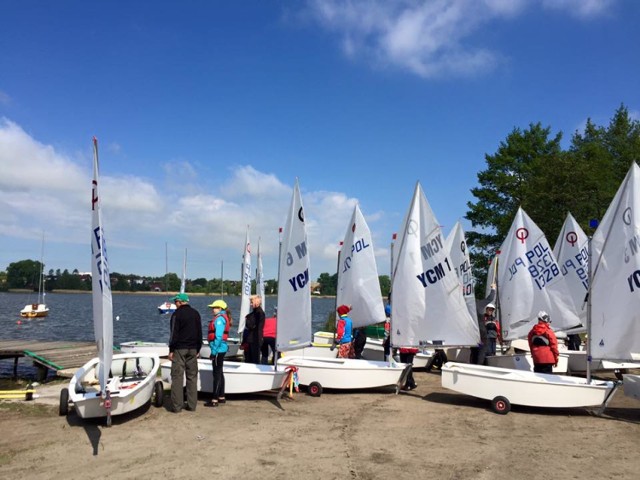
[337,315,353,344]
[209,311,229,356]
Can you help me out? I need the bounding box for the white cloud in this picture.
[302,0,615,78]
[0,90,10,105]
[541,0,616,19]
[0,118,392,278]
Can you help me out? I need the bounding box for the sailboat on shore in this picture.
[60,137,162,424]
[20,233,49,318]
[441,161,640,414]
[280,200,410,397]
[484,208,577,373]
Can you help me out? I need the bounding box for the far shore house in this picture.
[310,282,321,295]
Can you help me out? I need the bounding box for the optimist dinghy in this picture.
[64,353,163,419]
[59,138,162,425]
[441,362,615,414]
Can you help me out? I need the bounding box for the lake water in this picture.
[0,292,336,379]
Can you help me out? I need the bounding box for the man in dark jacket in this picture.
[244,295,265,363]
[168,293,202,412]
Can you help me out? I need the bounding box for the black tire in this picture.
[153,381,164,408]
[491,396,511,415]
[308,381,323,397]
[59,388,69,416]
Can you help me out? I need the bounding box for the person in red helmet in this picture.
[335,304,355,359]
[527,311,559,374]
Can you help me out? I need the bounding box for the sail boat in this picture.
[158,247,186,314]
[484,208,578,372]
[20,233,49,318]
[59,137,162,424]
[390,183,480,369]
[238,226,252,339]
[280,198,410,396]
[440,179,640,414]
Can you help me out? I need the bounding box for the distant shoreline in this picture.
[5,289,336,298]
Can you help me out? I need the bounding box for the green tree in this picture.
[317,272,337,296]
[378,275,391,298]
[466,123,563,293]
[7,259,42,289]
[466,106,640,295]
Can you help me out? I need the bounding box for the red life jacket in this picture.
[208,313,230,342]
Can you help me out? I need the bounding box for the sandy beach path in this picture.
[1,369,638,480]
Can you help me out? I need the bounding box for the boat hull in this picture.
[282,343,338,359]
[199,337,242,359]
[120,342,169,357]
[486,352,569,373]
[20,303,49,318]
[68,353,160,419]
[278,356,409,391]
[441,362,615,409]
[623,374,640,401]
[161,359,288,394]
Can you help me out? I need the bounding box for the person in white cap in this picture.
[484,303,501,356]
[470,283,497,365]
[527,311,559,373]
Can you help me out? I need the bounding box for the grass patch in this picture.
[0,451,15,466]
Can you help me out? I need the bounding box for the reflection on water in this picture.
[0,292,336,379]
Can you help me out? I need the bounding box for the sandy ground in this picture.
[1,369,639,480]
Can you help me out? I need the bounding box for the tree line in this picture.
[0,259,393,297]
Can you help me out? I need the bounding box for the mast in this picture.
[164,242,168,293]
[38,231,45,305]
[275,226,282,369]
[332,242,343,347]
[586,233,593,384]
[220,260,224,299]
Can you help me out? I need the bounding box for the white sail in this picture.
[485,254,498,298]
[336,204,385,329]
[591,163,640,361]
[179,248,187,294]
[91,137,113,394]
[391,183,479,347]
[256,237,265,308]
[497,207,580,340]
[445,221,476,320]
[553,212,588,325]
[276,180,312,351]
[238,226,251,335]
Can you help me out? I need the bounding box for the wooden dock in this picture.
[0,340,117,379]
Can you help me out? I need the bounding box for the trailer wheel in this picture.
[308,382,323,397]
[491,396,511,415]
[59,388,69,416]
[153,381,164,408]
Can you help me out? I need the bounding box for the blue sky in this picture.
[0,0,638,282]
